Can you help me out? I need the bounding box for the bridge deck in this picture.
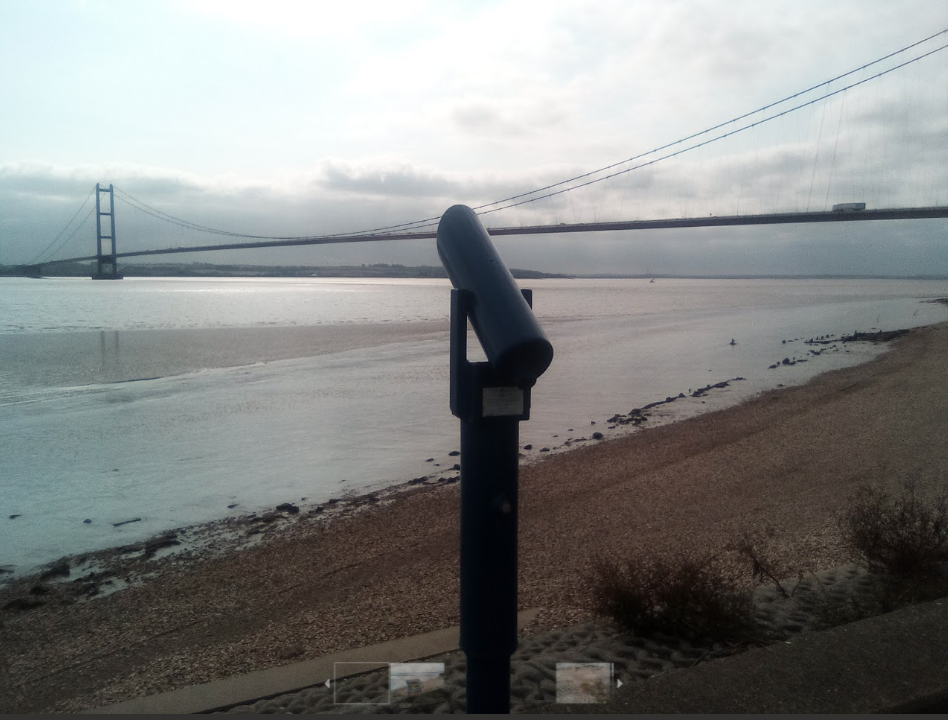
[28,206,948,268]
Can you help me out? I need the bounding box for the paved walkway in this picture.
[90,598,948,714]
[91,610,539,714]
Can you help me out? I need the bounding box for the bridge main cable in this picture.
[107,30,948,246]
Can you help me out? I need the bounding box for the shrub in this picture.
[732,523,793,599]
[837,481,948,577]
[584,550,755,641]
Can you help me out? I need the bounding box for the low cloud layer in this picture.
[2,150,946,277]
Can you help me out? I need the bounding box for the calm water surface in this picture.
[2,276,947,575]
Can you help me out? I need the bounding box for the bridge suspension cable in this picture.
[30,185,96,264]
[475,40,948,217]
[36,26,948,264]
[111,27,948,248]
[472,27,948,217]
[318,27,948,234]
[113,188,344,241]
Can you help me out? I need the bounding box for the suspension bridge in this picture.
[15,30,948,279]
[18,196,948,280]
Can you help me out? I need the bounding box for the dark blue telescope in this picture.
[436,205,554,388]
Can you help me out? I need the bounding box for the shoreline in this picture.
[0,325,899,583]
[4,286,948,577]
[1,320,947,712]
[0,318,919,581]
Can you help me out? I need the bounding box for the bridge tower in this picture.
[92,183,123,280]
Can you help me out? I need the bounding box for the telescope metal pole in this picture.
[451,289,521,714]
[460,410,520,714]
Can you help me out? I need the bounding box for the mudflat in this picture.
[1,322,946,713]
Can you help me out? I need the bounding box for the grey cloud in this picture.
[316,159,578,207]
[452,102,524,137]
[450,96,569,139]
[319,161,464,199]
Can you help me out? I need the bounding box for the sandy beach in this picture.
[1,320,946,713]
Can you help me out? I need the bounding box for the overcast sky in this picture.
[2,0,947,275]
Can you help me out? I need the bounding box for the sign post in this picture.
[437,205,554,714]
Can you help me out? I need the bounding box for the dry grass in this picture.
[589,480,948,641]
[584,550,756,641]
[837,480,948,577]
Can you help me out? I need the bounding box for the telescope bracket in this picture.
[450,288,533,422]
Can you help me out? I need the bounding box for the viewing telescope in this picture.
[437,205,554,714]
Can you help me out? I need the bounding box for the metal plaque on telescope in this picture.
[481,387,524,417]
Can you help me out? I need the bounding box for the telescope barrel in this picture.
[437,205,553,387]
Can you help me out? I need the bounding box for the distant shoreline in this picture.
[0,262,568,280]
[2,262,948,281]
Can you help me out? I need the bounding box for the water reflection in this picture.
[99,330,121,379]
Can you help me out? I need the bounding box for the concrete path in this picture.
[89,598,948,714]
[539,599,948,714]
[90,609,539,714]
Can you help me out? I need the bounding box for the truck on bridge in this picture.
[832,202,866,212]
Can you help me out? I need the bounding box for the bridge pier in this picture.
[92,255,122,280]
[92,183,123,280]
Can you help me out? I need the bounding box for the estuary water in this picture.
[2,276,947,576]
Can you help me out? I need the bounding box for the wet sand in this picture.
[1,321,946,713]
